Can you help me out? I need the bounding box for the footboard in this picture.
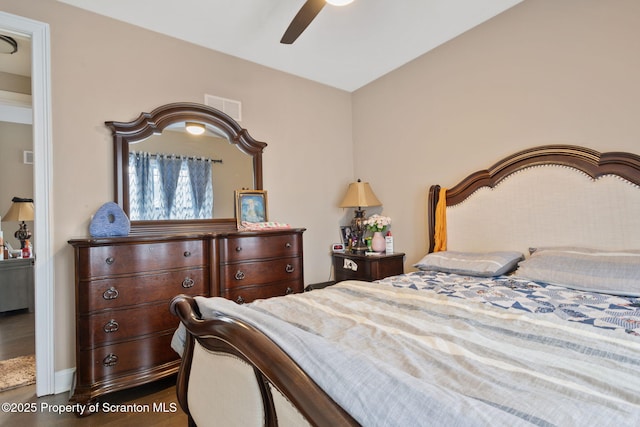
[170,294,358,427]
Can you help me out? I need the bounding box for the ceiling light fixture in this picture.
[326,0,354,5]
[0,35,17,54]
[185,122,206,135]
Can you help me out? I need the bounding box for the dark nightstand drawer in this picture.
[333,252,405,282]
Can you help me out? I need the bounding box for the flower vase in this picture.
[371,231,386,252]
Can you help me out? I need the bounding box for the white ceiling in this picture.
[50,1,523,92]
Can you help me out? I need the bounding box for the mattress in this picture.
[175,272,640,426]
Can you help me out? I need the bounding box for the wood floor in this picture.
[0,309,35,359]
[0,376,187,426]
[0,309,187,425]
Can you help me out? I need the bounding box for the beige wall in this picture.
[0,71,31,94]
[0,0,353,374]
[353,0,640,269]
[2,0,639,385]
[0,121,33,250]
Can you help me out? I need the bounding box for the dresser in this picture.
[218,231,304,304]
[68,228,305,407]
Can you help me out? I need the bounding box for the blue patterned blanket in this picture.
[174,274,640,426]
[377,271,640,337]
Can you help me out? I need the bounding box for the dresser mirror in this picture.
[109,102,266,234]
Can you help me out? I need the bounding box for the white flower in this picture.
[364,214,392,232]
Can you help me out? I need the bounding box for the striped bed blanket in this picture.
[179,274,640,426]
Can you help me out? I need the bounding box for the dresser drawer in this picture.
[223,280,302,304]
[220,233,302,262]
[77,240,207,278]
[76,332,178,383]
[78,268,208,313]
[220,257,301,290]
[78,302,180,349]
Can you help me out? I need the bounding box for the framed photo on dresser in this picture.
[235,190,268,227]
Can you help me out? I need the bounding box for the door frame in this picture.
[0,11,54,396]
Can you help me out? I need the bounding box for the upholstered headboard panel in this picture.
[428,145,640,254]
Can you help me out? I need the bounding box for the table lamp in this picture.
[3,197,35,249]
[339,179,381,252]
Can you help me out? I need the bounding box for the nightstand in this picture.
[333,252,405,282]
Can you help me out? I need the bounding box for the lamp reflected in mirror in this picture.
[3,197,34,248]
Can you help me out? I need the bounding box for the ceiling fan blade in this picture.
[280,0,326,44]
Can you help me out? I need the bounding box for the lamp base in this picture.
[349,208,368,252]
[15,221,31,249]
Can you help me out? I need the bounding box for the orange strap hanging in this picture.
[433,187,447,252]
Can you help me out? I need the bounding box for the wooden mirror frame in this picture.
[108,102,267,235]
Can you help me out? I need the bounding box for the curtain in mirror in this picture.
[129,152,214,220]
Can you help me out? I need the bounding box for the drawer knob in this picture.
[236,296,245,304]
[285,242,292,248]
[183,251,191,257]
[235,246,243,252]
[103,354,118,367]
[103,320,119,333]
[102,287,119,300]
[235,270,245,280]
[182,277,195,288]
[286,287,293,295]
[285,264,295,273]
[105,256,115,265]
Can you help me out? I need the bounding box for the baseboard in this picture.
[54,367,75,395]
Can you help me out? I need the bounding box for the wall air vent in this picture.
[204,94,242,122]
[23,150,33,164]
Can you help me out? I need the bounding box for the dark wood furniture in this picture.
[333,251,405,282]
[170,145,640,426]
[68,228,305,408]
[108,102,267,235]
[219,232,303,304]
[427,145,640,252]
[0,257,34,313]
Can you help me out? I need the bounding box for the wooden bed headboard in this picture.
[427,145,640,254]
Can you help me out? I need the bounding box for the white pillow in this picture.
[413,251,524,277]
[515,247,640,296]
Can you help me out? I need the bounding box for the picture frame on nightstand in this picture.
[340,226,352,246]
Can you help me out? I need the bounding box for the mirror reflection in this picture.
[109,102,266,230]
[128,126,254,220]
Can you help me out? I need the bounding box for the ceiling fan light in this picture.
[326,0,354,6]
[185,122,206,135]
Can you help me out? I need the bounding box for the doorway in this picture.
[0,120,35,390]
[0,11,54,397]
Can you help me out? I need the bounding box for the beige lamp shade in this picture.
[339,180,381,208]
[3,197,35,222]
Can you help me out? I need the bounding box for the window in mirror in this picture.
[128,127,253,220]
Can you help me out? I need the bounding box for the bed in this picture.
[170,145,640,426]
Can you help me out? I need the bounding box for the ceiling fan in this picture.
[280,0,355,44]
